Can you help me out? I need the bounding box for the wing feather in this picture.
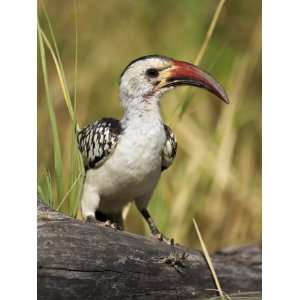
[77,118,122,170]
[162,124,177,171]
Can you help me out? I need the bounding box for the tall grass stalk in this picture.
[38,3,83,216]
[194,0,227,66]
[38,170,53,208]
[38,20,64,205]
[193,219,227,300]
[56,172,82,211]
[39,29,76,125]
[69,0,83,217]
[176,0,227,119]
[40,0,79,129]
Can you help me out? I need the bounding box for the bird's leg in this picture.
[139,208,168,242]
[85,215,121,230]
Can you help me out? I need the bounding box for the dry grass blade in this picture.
[193,218,228,300]
[209,292,261,300]
[177,0,227,118]
[194,0,227,66]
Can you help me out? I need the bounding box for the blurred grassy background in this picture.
[38,0,261,252]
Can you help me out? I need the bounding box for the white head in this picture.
[119,55,229,113]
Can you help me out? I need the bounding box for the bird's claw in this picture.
[153,232,171,243]
[104,220,122,230]
[86,216,107,227]
[86,216,122,230]
[153,232,164,241]
[161,238,188,272]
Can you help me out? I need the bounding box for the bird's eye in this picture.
[146,68,159,78]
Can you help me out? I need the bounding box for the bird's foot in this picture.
[86,216,122,230]
[152,231,170,243]
[153,232,164,241]
[104,219,123,231]
[86,215,106,227]
[161,238,188,272]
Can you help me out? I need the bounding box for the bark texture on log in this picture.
[37,200,261,300]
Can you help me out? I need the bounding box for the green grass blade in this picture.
[37,184,46,203]
[41,0,80,133]
[38,20,64,204]
[40,29,76,125]
[37,169,54,207]
[46,171,53,207]
[40,0,70,91]
[68,0,82,216]
[73,0,78,116]
[72,154,85,217]
[39,3,83,216]
[40,2,64,67]
[57,171,83,211]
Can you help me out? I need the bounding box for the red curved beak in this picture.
[158,60,229,104]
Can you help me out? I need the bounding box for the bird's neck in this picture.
[121,95,162,126]
[120,95,166,160]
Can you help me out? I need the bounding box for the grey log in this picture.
[37,200,261,300]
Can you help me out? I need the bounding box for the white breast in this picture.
[84,113,166,213]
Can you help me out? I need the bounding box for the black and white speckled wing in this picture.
[161,124,177,171]
[77,118,122,170]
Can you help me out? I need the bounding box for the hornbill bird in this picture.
[77,55,229,240]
